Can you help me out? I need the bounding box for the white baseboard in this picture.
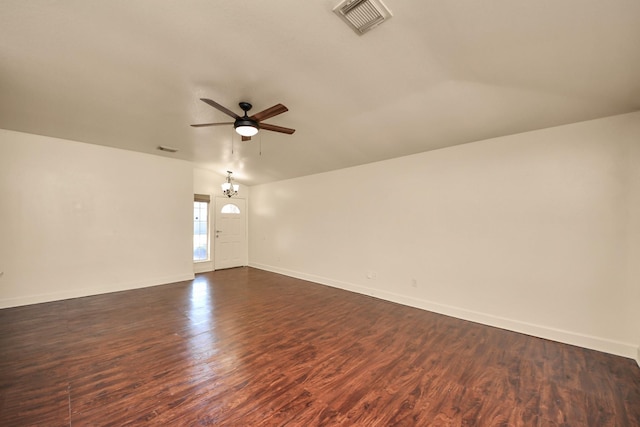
[0,272,195,309]
[194,261,214,274]
[250,262,639,361]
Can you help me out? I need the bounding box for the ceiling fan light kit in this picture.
[234,122,259,137]
[234,101,259,137]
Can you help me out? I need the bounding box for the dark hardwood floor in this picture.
[1,267,639,426]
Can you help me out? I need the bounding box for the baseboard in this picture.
[250,262,639,361]
[0,272,195,309]
[194,261,214,274]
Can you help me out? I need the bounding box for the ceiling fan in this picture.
[191,98,295,141]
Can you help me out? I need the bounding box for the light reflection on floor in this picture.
[187,277,217,359]
[186,275,237,373]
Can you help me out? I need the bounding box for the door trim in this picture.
[213,197,248,270]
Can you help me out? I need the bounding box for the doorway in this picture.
[214,197,247,270]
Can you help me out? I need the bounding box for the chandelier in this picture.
[221,171,239,198]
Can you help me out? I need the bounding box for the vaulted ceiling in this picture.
[1,1,639,185]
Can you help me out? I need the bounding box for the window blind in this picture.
[194,194,210,203]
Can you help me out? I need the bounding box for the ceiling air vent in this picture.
[157,145,178,153]
[333,0,393,35]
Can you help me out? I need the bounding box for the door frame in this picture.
[213,197,248,270]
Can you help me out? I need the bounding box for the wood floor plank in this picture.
[1,267,639,426]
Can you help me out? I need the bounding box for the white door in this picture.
[214,197,247,270]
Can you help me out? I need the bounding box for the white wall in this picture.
[626,134,640,365]
[249,111,640,359]
[0,129,194,308]
[193,168,249,273]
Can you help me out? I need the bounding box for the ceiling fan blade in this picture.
[250,104,288,122]
[260,123,296,134]
[190,122,233,127]
[200,98,240,119]
[241,136,251,142]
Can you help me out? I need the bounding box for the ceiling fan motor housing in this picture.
[234,117,260,130]
[235,101,259,131]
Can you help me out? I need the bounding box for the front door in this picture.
[214,197,247,270]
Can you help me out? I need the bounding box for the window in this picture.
[221,203,240,214]
[193,194,210,261]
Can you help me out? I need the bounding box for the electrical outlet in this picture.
[411,278,417,288]
[366,271,377,279]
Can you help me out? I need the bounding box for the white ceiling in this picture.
[1,1,639,186]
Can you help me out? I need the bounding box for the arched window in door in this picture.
[221,204,240,214]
